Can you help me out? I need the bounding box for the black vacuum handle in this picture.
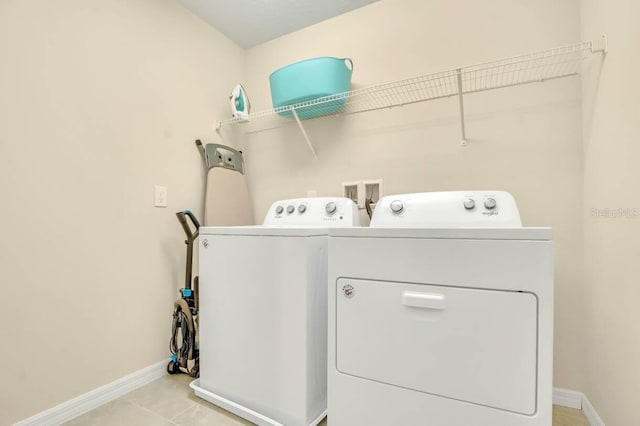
[176,210,200,241]
[183,210,200,229]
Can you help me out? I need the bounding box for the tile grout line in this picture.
[124,399,181,425]
[169,401,198,422]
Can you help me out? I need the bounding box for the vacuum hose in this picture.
[170,298,198,377]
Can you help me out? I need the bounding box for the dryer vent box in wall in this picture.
[342,180,383,209]
[342,182,361,207]
[364,179,383,207]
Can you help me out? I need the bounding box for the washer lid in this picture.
[200,225,329,237]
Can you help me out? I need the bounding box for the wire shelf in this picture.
[217,39,604,129]
[216,37,606,157]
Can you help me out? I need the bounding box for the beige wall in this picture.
[581,0,640,424]
[6,0,633,423]
[0,0,243,423]
[243,0,585,390]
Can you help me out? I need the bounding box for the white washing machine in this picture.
[328,191,553,426]
[191,197,360,426]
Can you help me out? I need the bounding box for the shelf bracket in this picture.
[456,68,467,146]
[591,34,608,54]
[290,107,318,160]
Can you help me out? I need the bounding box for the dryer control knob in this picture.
[463,199,476,210]
[325,202,337,215]
[390,200,404,214]
[287,205,295,214]
[484,198,497,210]
[298,204,307,214]
[275,205,284,215]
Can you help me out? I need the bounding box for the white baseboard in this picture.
[553,387,605,426]
[582,393,605,426]
[15,373,604,426]
[553,387,583,409]
[14,360,167,426]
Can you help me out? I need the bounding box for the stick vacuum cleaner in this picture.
[167,140,249,377]
[167,210,200,377]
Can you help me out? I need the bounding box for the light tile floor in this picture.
[65,374,588,425]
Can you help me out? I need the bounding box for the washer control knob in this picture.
[287,205,295,214]
[298,204,307,214]
[390,200,404,214]
[275,205,284,215]
[463,199,476,210]
[484,198,497,210]
[325,202,337,215]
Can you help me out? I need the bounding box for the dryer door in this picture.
[335,278,538,415]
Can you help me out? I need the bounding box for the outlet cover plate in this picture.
[154,185,167,207]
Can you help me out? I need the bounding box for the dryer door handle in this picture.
[401,291,446,310]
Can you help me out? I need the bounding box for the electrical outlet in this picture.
[154,185,167,207]
[342,182,362,207]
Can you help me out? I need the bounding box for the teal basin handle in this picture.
[344,58,353,73]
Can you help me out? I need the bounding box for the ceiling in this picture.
[177,0,379,48]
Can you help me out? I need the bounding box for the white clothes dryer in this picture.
[328,191,553,426]
[192,197,359,426]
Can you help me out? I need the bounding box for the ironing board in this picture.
[197,141,254,226]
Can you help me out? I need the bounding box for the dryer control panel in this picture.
[263,197,360,227]
[370,191,522,228]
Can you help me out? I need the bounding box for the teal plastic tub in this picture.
[269,57,353,119]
